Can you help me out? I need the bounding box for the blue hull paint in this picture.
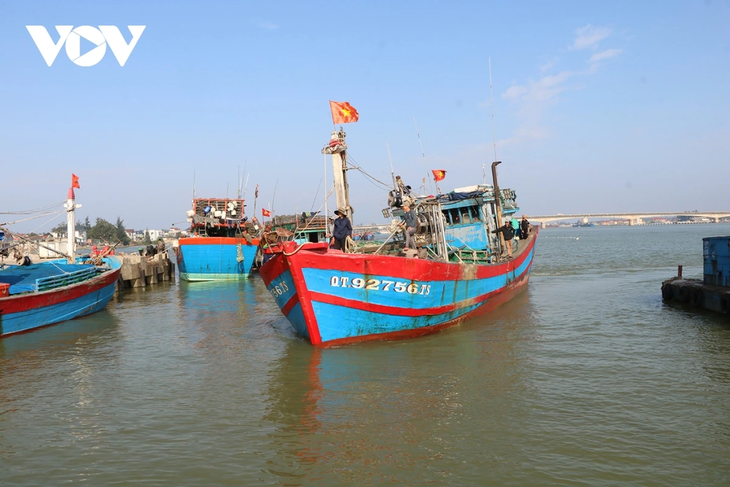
[0,257,121,337]
[300,247,534,311]
[1,282,117,336]
[178,242,258,281]
[312,301,483,343]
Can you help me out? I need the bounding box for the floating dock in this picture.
[662,236,730,314]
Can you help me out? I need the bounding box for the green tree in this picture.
[142,229,152,245]
[51,219,90,237]
[115,216,130,245]
[87,218,119,243]
[50,222,67,236]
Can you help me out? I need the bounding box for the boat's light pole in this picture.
[491,160,505,254]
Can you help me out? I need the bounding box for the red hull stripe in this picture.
[295,233,536,281]
[0,269,120,314]
[281,294,299,316]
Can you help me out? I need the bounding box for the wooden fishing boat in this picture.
[0,257,122,337]
[260,125,538,347]
[0,181,122,337]
[176,198,261,281]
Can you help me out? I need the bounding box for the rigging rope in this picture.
[0,201,66,215]
[0,209,67,226]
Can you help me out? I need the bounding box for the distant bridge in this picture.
[527,212,730,228]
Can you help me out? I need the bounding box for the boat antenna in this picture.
[489,57,498,162]
[386,142,397,190]
[271,178,279,215]
[311,177,323,212]
[413,116,434,194]
[241,160,247,198]
[243,173,250,199]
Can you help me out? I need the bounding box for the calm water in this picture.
[2,224,730,486]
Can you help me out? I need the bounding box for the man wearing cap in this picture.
[520,215,530,240]
[331,208,352,251]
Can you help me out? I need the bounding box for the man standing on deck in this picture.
[331,208,352,251]
[402,204,417,250]
[492,221,515,258]
[520,215,530,240]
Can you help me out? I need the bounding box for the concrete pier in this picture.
[116,252,175,290]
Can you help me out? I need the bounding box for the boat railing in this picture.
[35,266,101,292]
[297,216,328,230]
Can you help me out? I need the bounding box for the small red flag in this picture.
[72,173,80,189]
[432,169,446,182]
[329,101,359,124]
[262,208,271,217]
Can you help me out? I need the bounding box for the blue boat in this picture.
[0,257,122,337]
[260,123,538,347]
[1,179,122,337]
[176,198,261,281]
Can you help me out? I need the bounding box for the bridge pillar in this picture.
[541,221,546,229]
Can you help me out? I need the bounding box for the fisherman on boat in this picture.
[331,208,352,251]
[520,215,530,240]
[492,221,515,259]
[402,204,417,250]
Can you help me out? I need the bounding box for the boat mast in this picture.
[65,186,77,263]
[322,127,350,219]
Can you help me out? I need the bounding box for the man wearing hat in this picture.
[331,208,352,251]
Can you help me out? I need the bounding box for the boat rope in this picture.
[282,243,306,256]
[0,209,66,227]
[344,236,356,253]
[346,155,391,191]
[0,201,66,215]
[296,185,335,235]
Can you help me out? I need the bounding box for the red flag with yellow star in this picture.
[431,169,446,182]
[262,208,271,217]
[329,101,359,124]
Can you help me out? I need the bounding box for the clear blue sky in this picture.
[1,0,729,231]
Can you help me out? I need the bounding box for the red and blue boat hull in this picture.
[0,258,121,337]
[260,229,538,347]
[177,237,260,281]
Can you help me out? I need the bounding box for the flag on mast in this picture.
[329,101,359,124]
[72,173,80,189]
[431,169,446,182]
[262,208,271,217]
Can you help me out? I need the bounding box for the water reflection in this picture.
[264,305,530,486]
